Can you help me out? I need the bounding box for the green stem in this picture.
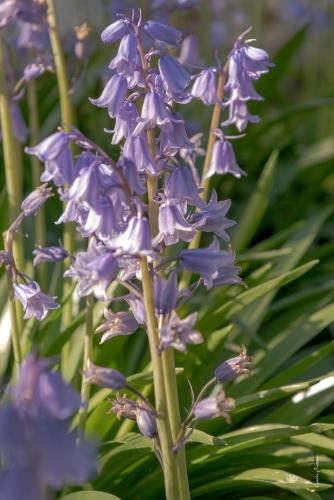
[161,348,190,500]
[140,257,180,500]
[0,34,24,272]
[180,70,226,289]
[46,0,75,325]
[27,80,47,289]
[77,294,94,439]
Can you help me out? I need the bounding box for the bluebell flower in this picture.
[159,111,193,154]
[0,353,96,498]
[125,295,147,325]
[194,389,235,422]
[109,32,137,75]
[64,240,118,300]
[95,309,138,343]
[136,406,157,438]
[25,131,69,162]
[135,91,174,134]
[223,98,260,132]
[205,137,246,178]
[158,311,203,353]
[179,34,200,68]
[21,184,53,216]
[90,74,128,118]
[165,165,204,207]
[178,238,241,288]
[109,215,153,256]
[158,55,191,102]
[143,20,182,47]
[14,281,60,320]
[111,101,138,144]
[154,198,197,246]
[10,103,28,143]
[101,18,130,44]
[32,245,68,266]
[84,360,126,389]
[154,272,178,315]
[191,68,217,105]
[215,345,252,383]
[190,191,236,241]
[118,157,146,195]
[123,133,157,174]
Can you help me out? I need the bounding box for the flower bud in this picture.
[194,390,235,423]
[215,345,252,383]
[136,407,157,438]
[84,360,126,390]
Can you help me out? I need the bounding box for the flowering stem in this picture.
[46,0,75,325]
[77,294,94,439]
[0,34,24,273]
[180,69,227,289]
[27,80,47,289]
[140,257,179,500]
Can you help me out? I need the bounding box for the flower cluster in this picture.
[0,353,96,500]
[3,10,269,476]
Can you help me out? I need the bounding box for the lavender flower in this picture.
[136,406,157,438]
[95,309,138,343]
[143,20,182,47]
[205,137,246,179]
[21,184,53,216]
[123,133,157,174]
[158,55,191,102]
[89,74,128,117]
[190,191,236,241]
[223,98,260,132]
[84,360,126,389]
[165,165,204,207]
[109,215,153,256]
[64,241,118,300]
[154,198,197,246]
[111,101,138,144]
[154,272,178,315]
[25,131,69,161]
[0,353,96,497]
[101,18,130,44]
[194,389,235,422]
[215,345,252,383]
[191,68,217,105]
[32,245,68,266]
[135,91,174,134]
[14,281,59,320]
[110,32,137,75]
[178,238,241,289]
[158,311,203,352]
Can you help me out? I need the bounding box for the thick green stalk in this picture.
[180,70,226,289]
[140,257,180,500]
[77,294,94,439]
[0,34,24,272]
[46,0,75,325]
[27,80,47,289]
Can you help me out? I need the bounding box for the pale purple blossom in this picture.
[143,20,182,47]
[191,68,217,105]
[158,55,191,102]
[109,32,137,75]
[154,198,197,246]
[154,272,178,315]
[194,389,235,422]
[101,19,130,44]
[165,165,204,207]
[158,311,203,352]
[215,345,252,383]
[89,74,128,117]
[84,360,126,389]
[190,191,236,241]
[205,138,246,179]
[32,245,68,266]
[21,184,53,216]
[95,309,138,343]
[14,281,59,320]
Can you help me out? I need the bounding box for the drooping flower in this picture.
[158,55,191,102]
[108,394,157,438]
[158,311,203,352]
[223,98,260,132]
[109,215,153,256]
[215,345,252,383]
[25,131,69,162]
[134,91,174,134]
[123,133,157,175]
[143,20,182,47]
[190,191,236,241]
[21,184,53,216]
[95,309,138,343]
[84,360,126,389]
[159,111,193,154]
[154,198,197,246]
[0,353,96,498]
[14,281,59,320]
[32,245,68,266]
[205,137,246,179]
[111,101,139,144]
[101,18,130,44]
[194,389,235,422]
[89,74,128,118]
[109,32,137,75]
[136,406,157,438]
[165,165,204,207]
[64,240,118,300]
[154,272,178,315]
[191,68,217,105]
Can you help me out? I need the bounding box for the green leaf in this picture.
[232,150,279,253]
[59,492,120,500]
[191,468,331,497]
